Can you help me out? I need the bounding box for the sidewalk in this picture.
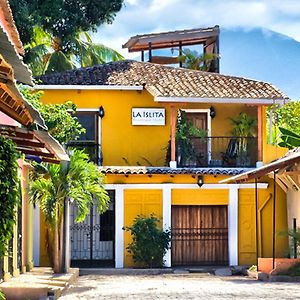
[0,267,79,300]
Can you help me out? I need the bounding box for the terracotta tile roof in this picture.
[0,0,24,55]
[37,60,288,101]
[99,166,250,176]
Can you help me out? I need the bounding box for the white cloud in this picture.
[94,0,300,57]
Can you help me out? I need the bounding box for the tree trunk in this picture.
[53,222,61,273]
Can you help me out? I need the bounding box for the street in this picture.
[60,273,300,299]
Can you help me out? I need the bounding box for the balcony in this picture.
[176,136,258,168]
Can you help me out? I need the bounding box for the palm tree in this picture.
[25,27,124,75]
[177,49,218,71]
[29,150,109,273]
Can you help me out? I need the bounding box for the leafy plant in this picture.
[0,290,5,300]
[278,127,300,149]
[177,49,218,71]
[20,88,85,144]
[29,150,109,273]
[229,112,257,165]
[0,136,20,258]
[10,0,124,46]
[23,27,124,75]
[124,214,171,268]
[267,102,300,145]
[176,111,206,166]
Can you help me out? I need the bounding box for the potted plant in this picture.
[229,112,257,167]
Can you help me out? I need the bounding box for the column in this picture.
[115,187,124,268]
[163,187,172,267]
[228,187,239,266]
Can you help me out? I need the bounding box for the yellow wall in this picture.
[172,189,228,205]
[40,89,257,167]
[124,189,162,267]
[238,177,288,265]
[110,173,288,267]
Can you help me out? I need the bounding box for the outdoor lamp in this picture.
[197,175,204,187]
[99,106,105,118]
[210,106,216,119]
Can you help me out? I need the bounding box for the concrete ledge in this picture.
[0,267,79,300]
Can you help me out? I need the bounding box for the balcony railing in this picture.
[177,136,258,168]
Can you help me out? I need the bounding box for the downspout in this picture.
[255,178,259,264]
[272,171,277,270]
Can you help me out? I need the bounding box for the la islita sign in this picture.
[132,108,165,126]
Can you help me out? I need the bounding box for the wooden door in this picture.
[171,205,228,266]
[186,113,208,165]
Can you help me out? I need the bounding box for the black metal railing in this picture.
[67,142,101,165]
[176,136,258,168]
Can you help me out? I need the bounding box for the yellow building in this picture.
[37,60,290,268]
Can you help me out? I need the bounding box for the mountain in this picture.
[220,28,300,100]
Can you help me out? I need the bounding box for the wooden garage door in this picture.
[171,205,228,266]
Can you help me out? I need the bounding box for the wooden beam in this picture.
[18,148,55,158]
[285,175,300,191]
[11,138,45,148]
[284,170,300,176]
[42,157,60,164]
[0,128,34,140]
[268,173,288,193]
[151,56,179,65]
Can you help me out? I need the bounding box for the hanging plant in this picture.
[0,135,20,258]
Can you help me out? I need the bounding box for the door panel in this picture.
[171,205,228,266]
[186,112,208,165]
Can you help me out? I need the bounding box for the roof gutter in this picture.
[155,96,289,105]
[35,85,144,91]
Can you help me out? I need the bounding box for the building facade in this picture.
[37,60,289,267]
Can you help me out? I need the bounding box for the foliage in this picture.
[267,102,300,145]
[10,0,124,46]
[24,27,124,75]
[29,150,109,272]
[0,290,5,300]
[124,214,171,268]
[0,136,20,258]
[20,88,85,144]
[278,127,300,149]
[248,265,257,272]
[10,0,124,75]
[177,49,218,71]
[176,111,206,165]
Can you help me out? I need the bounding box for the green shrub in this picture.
[124,214,171,268]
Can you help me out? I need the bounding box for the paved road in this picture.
[61,273,300,299]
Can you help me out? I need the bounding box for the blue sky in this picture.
[93,0,300,99]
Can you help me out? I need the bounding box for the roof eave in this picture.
[154,96,289,105]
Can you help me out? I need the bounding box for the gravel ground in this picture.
[60,273,300,299]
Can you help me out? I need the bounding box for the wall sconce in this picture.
[99,106,105,118]
[197,175,204,187]
[210,106,216,119]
